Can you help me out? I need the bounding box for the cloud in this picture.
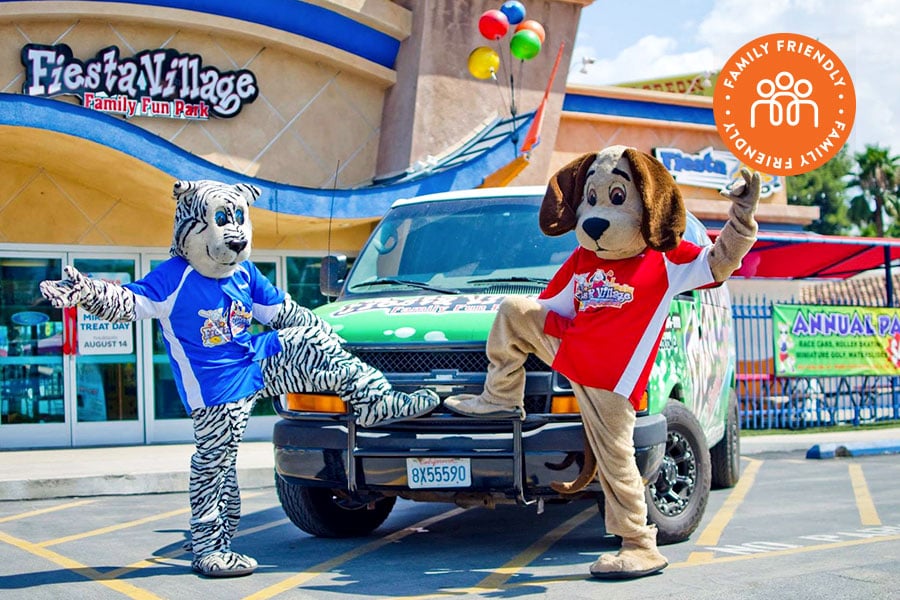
[569,0,900,154]
[568,35,716,86]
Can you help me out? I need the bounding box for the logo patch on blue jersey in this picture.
[197,301,253,347]
[229,301,252,335]
[199,307,230,347]
[574,270,634,311]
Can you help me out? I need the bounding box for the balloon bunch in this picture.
[467,1,546,130]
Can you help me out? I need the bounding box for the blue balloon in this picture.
[500,1,526,25]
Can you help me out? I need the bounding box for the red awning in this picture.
[708,231,900,280]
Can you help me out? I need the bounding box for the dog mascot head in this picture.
[170,180,262,279]
[540,145,685,261]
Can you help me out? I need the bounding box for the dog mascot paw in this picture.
[445,146,759,579]
[40,180,438,577]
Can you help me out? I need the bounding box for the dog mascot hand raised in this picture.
[445,146,759,579]
[40,180,439,578]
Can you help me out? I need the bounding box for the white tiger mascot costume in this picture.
[40,180,439,578]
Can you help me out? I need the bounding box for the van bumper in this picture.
[273,413,667,500]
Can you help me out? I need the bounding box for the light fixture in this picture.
[685,70,715,94]
[580,56,596,74]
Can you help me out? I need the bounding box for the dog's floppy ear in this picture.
[624,148,685,251]
[540,153,596,236]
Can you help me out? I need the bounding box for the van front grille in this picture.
[350,349,550,374]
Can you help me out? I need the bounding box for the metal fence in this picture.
[733,296,900,430]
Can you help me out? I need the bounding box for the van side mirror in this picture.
[319,255,347,298]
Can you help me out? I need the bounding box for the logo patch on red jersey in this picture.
[574,270,634,311]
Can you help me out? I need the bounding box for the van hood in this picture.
[314,294,523,344]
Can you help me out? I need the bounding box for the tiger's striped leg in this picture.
[188,396,258,577]
[220,461,242,546]
[258,326,439,427]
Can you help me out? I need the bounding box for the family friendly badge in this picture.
[713,33,856,176]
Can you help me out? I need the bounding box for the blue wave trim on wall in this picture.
[562,93,715,126]
[1,0,401,69]
[0,94,532,219]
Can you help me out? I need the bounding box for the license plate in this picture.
[406,457,471,489]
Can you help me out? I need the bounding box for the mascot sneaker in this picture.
[192,550,258,578]
[443,394,525,420]
[589,550,668,580]
[589,528,668,580]
[356,389,439,427]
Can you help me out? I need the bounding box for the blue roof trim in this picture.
[0,94,532,219]
[1,0,400,69]
[562,93,715,126]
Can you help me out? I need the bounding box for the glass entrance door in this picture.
[0,252,145,448]
[69,256,142,446]
[0,253,67,448]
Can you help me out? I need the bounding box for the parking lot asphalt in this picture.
[1,426,899,501]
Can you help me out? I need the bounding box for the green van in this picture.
[273,186,741,544]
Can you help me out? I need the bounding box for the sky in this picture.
[567,0,899,157]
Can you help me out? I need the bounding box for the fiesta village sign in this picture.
[21,43,259,120]
[654,146,784,199]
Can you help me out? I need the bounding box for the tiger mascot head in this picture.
[170,180,262,279]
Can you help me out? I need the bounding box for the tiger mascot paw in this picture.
[356,388,440,427]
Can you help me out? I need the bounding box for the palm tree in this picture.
[848,145,900,237]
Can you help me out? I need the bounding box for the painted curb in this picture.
[806,440,900,459]
[0,468,274,501]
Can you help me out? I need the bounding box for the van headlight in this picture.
[285,393,348,414]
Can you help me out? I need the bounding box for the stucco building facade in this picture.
[0,0,813,448]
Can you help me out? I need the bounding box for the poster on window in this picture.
[77,272,133,355]
[772,304,900,376]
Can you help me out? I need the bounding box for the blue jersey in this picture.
[125,257,285,413]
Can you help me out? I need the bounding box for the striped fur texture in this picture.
[39,179,440,576]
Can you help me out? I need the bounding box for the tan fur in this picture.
[540,152,596,236]
[445,146,760,579]
[622,148,685,252]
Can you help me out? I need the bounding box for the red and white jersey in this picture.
[537,241,714,409]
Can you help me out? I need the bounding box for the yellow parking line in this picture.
[37,490,263,548]
[242,507,467,600]
[694,458,763,546]
[848,463,880,526]
[395,504,599,599]
[458,505,598,593]
[37,507,189,548]
[498,533,900,590]
[103,517,292,579]
[0,529,163,600]
[671,533,900,568]
[691,458,763,552]
[0,499,95,524]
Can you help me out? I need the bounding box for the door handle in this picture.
[63,306,77,355]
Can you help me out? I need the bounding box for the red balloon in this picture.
[515,20,545,44]
[478,9,509,41]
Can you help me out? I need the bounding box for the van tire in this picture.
[711,391,741,489]
[276,475,396,538]
[646,401,711,545]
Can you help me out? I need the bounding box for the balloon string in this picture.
[495,37,515,118]
[514,57,525,116]
[509,70,516,117]
[492,69,509,116]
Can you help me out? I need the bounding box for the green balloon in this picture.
[510,29,541,61]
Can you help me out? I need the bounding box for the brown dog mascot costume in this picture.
[445,145,760,579]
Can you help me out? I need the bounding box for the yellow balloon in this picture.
[468,46,500,79]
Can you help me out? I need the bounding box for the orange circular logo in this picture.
[713,33,856,176]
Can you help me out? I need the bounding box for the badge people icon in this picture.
[713,33,856,176]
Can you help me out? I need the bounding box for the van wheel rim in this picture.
[649,431,697,516]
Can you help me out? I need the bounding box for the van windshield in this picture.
[345,195,577,297]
